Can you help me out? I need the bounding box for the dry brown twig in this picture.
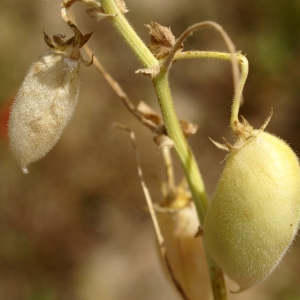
[113,123,189,300]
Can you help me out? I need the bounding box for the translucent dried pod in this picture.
[156,181,213,300]
[9,25,93,173]
[203,117,300,292]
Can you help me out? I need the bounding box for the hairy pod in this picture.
[156,184,212,300]
[9,27,92,173]
[204,120,300,291]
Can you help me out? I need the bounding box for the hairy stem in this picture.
[99,0,158,68]
[99,0,209,223]
[153,72,228,300]
[98,1,228,299]
[152,72,208,223]
[174,51,249,131]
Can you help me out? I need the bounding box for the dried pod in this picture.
[204,118,300,291]
[156,182,212,300]
[9,25,93,173]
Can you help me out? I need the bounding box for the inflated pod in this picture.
[8,25,92,174]
[204,119,300,291]
[156,184,212,300]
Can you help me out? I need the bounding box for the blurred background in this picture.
[1,0,300,299]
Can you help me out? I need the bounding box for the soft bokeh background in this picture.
[1,0,300,299]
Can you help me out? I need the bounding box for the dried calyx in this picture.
[211,111,273,152]
[146,22,183,59]
[43,23,93,67]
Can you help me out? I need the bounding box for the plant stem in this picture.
[174,51,249,132]
[152,72,208,223]
[99,0,158,68]
[154,50,248,300]
[98,0,210,223]
[207,254,228,299]
[98,0,209,221]
[230,54,248,131]
[98,1,228,298]
[153,72,228,300]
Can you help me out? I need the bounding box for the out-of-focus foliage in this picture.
[1,0,300,299]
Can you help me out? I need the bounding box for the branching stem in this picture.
[64,1,250,299]
[97,3,229,300]
[99,0,158,68]
[162,21,245,135]
[174,51,249,132]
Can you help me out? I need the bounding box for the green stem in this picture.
[230,54,249,131]
[152,72,208,224]
[174,51,249,132]
[98,1,228,299]
[99,0,158,68]
[174,50,237,62]
[154,50,248,300]
[153,71,227,300]
[207,254,228,299]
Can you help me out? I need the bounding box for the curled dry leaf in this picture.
[85,0,127,21]
[180,120,198,138]
[135,65,160,78]
[146,22,183,59]
[86,7,116,21]
[137,101,162,126]
[137,101,197,140]
[80,0,101,8]
[9,25,93,173]
[115,0,128,14]
[154,134,174,148]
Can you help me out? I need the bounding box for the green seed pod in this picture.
[203,118,300,292]
[9,26,92,173]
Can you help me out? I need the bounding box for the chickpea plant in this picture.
[8,0,300,299]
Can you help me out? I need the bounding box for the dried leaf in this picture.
[137,101,162,125]
[135,65,160,78]
[81,0,101,8]
[209,137,230,151]
[146,22,183,59]
[115,0,128,13]
[86,7,116,21]
[154,134,174,148]
[85,0,128,18]
[180,120,198,138]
